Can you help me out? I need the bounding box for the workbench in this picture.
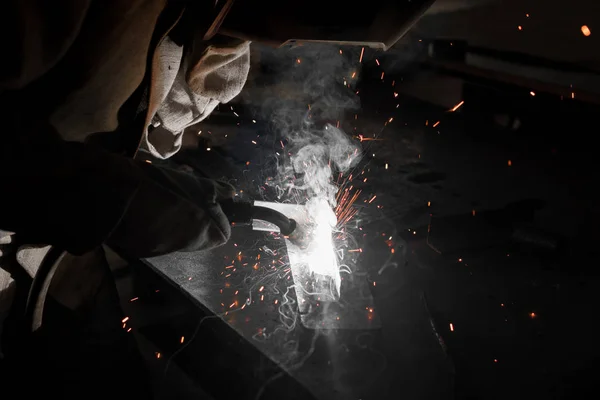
[141,223,451,400]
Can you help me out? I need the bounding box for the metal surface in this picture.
[143,219,382,398]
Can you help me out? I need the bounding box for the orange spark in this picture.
[449,100,464,112]
[581,25,591,36]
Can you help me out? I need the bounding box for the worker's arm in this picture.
[1,0,233,257]
[0,124,232,258]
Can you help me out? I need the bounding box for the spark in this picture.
[581,25,591,36]
[130,297,139,302]
[432,121,440,128]
[518,25,523,31]
[180,336,185,344]
[449,100,464,112]
[375,59,380,66]
[508,160,512,166]
[359,47,365,63]
[122,317,129,323]
[336,186,361,226]
[530,91,535,96]
[449,323,454,332]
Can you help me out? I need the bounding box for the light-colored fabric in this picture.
[15,245,52,278]
[142,40,250,159]
[139,35,185,159]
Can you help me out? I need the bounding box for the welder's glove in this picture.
[1,122,234,259]
[106,165,235,258]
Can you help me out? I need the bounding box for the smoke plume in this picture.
[248,43,363,325]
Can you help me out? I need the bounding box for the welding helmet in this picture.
[204,0,437,51]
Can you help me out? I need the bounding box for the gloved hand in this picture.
[106,165,235,258]
[1,119,235,259]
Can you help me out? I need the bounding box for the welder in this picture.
[0,0,447,398]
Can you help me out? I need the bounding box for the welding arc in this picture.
[252,206,297,236]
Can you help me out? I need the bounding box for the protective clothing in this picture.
[1,0,249,256]
[0,2,247,391]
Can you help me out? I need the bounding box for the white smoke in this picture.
[251,43,362,326]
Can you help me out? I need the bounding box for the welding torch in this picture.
[219,199,297,236]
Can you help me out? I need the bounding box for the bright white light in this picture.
[304,198,340,297]
[252,200,341,302]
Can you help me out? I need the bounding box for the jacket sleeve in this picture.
[1,0,92,90]
[0,124,232,258]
